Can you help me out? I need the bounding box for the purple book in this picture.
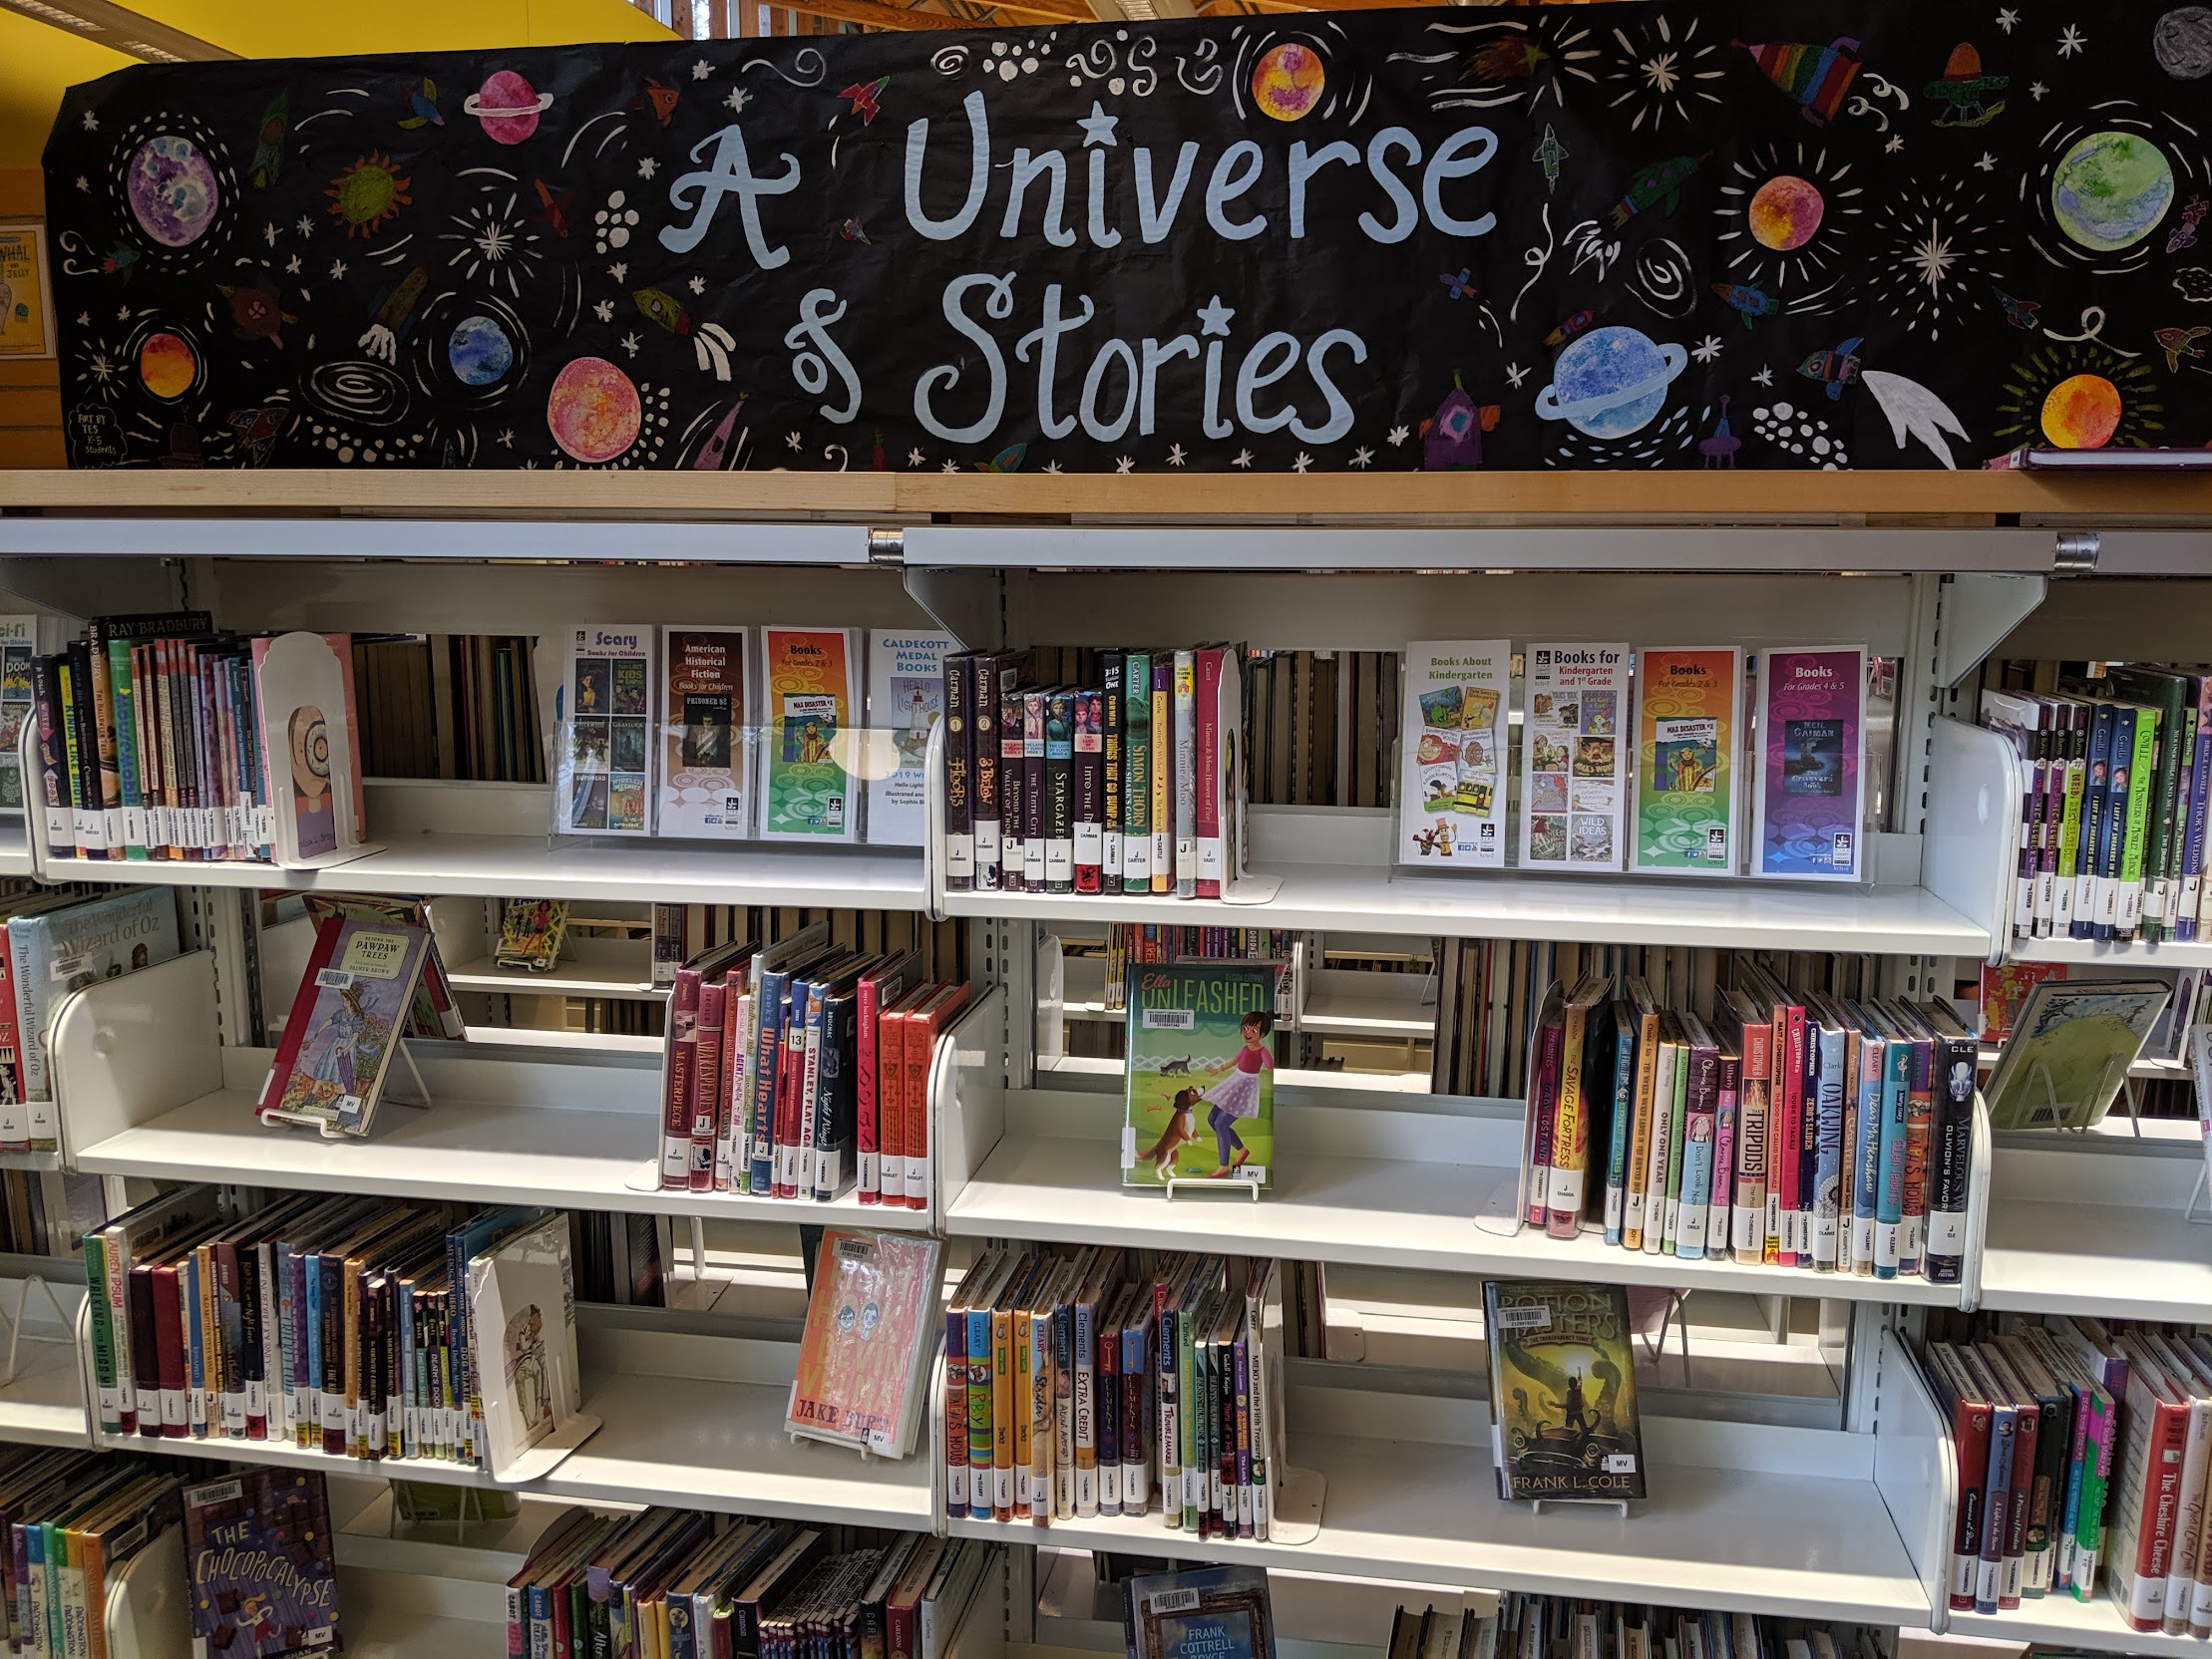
[184,1470,342,1658]
[1753,646,1867,880]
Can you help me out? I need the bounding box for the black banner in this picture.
[40,0,2212,472]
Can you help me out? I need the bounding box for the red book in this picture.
[1195,648,1223,898]
[153,1262,187,1439]
[901,984,970,1210]
[254,914,344,1121]
[661,963,709,1185]
[856,953,922,1203]
[2112,1347,2195,1631]
[773,985,808,1198]
[1925,1344,1992,1612]
[688,982,727,1192]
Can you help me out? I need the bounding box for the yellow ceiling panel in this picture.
[0,9,133,171]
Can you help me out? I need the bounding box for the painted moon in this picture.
[2040,372,2123,448]
[1251,42,1325,122]
[448,314,515,386]
[1748,174,1824,251]
[1535,326,1687,439]
[124,134,219,249]
[2155,5,2212,78]
[546,356,641,464]
[137,330,195,400]
[2051,130,2175,251]
[464,70,554,145]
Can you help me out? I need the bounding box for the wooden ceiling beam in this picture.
[771,0,972,28]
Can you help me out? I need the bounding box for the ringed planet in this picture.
[546,356,641,464]
[465,71,554,145]
[1748,175,1824,251]
[137,330,196,400]
[1535,326,1688,439]
[1251,42,1325,122]
[2040,372,2124,448]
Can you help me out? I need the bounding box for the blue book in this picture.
[747,967,790,1194]
[1847,1008,1884,1275]
[184,1250,206,1438]
[1121,1306,1152,1517]
[1810,1009,1848,1270]
[966,1280,996,1520]
[1675,1016,1718,1264]
[1874,1023,1912,1279]
[1124,1564,1276,1659]
[1602,996,1642,1246]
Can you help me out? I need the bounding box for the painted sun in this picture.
[327,152,412,238]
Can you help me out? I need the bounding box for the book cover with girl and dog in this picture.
[1123,961,1278,1188]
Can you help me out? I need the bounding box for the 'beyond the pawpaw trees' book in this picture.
[1123,961,1278,1189]
[1483,1279,1646,1502]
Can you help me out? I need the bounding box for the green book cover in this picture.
[1983,977,2169,1130]
[1124,651,1152,894]
[1123,961,1276,1188]
[2118,701,2158,936]
[105,640,147,859]
[1484,1279,1646,1501]
[2106,668,2187,937]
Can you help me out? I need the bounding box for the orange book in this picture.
[877,984,931,1205]
[786,1228,944,1458]
[901,984,971,1210]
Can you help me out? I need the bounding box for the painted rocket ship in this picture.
[1422,375,1500,471]
[1733,36,1862,126]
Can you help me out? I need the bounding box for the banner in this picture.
[39,1,2212,473]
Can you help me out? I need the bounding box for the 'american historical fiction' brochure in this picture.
[1634,646,1744,874]
[557,623,655,835]
[759,625,862,842]
[1520,644,1631,873]
[1752,645,1868,881]
[1123,960,1278,1188]
[1484,1279,1646,1503]
[658,625,750,839]
[1397,639,1510,867]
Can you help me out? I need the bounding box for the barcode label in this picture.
[315,969,354,989]
[1148,1590,1202,1614]
[1143,1009,1195,1030]
[48,954,85,981]
[1492,1303,1552,1331]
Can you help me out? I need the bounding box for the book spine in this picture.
[1023,689,1047,893]
[1124,653,1152,893]
[2185,701,2212,939]
[1151,659,1172,895]
[1096,1311,1122,1514]
[690,981,727,1192]
[2118,707,2152,938]
[660,966,703,1186]
[1734,1016,1771,1265]
[1927,1026,1975,1285]
[1677,1037,1718,1261]
[972,658,1001,892]
[85,637,123,857]
[1102,651,1124,887]
[965,1296,993,1520]
[1602,1020,1638,1246]
[1850,1036,1884,1276]
[1122,1313,1150,1517]
[1622,1013,1659,1250]
[1053,1298,1075,1519]
[2053,705,2084,936]
[1979,1401,2019,1614]
[1639,1036,1674,1256]
[1073,1290,1098,1518]
[1899,1035,1933,1277]
[941,654,974,892]
[28,655,69,860]
[992,1297,1016,1519]
[748,972,787,1194]
[1173,650,1197,898]
[857,977,884,1204]
[1873,1038,1909,1278]
[998,689,1026,893]
[1195,648,1223,898]
[1948,1387,1991,1610]
[1546,1004,1588,1239]
[1045,689,1075,894]
[1074,687,1104,895]
[1709,1052,1740,1257]
[1156,1290,1179,1531]
[106,640,146,858]
[1011,1306,1036,1519]
[1528,1016,1562,1228]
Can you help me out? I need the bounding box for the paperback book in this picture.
[1397,639,1510,867]
[495,897,567,974]
[1123,960,1278,1188]
[1634,646,1743,874]
[866,629,955,847]
[760,625,863,842]
[786,1227,943,1458]
[556,624,655,835]
[1753,646,1867,881]
[1520,645,1630,873]
[256,914,432,1137]
[1483,1279,1645,1502]
[1983,978,2170,1130]
[0,614,34,813]
[658,625,751,839]
[183,1470,342,1659]
[1125,1565,1276,1659]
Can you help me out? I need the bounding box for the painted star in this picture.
[295,216,314,237]
[2057,23,2086,55]
[2031,80,2050,99]
[593,299,615,323]
[1350,447,1374,469]
[1504,363,1530,389]
[1692,334,1723,364]
[786,431,804,451]
[637,158,658,180]
[117,304,131,320]
[1232,449,1254,468]
[688,276,706,295]
[1886,134,1906,153]
[328,258,347,280]
[496,429,515,449]
[725,87,752,113]
[692,57,713,80]
[73,311,88,327]
[608,261,628,283]
[284,255,301,275]
[1077,101,1119,149]
[1386,424,1410,447]
[941,459,959,475]
[1753,365,1775,387]
[908,448,925,468]
[1292,452,1313,473]
[1196,295,1235,338]
[80,112,97,132]
[1168,443,1187,467]
[620,331,641,358]
[1976,151,1999,171]
[263,223,280,248]
[1043,461,1063,475]
[1115,455,1135,474]
[1997,6,2020,29]
[73,176,86,192]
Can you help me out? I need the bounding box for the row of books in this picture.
[655,922,977,1203]
[1919,1315,2212,1634]
[1979,659,2212,943]
[648,903,969,995]
[1098,925,1297,1015]
[1399,642,1871,880]
[0,1449,168,1659]
[24,614,369,868]
[941,1246,1287,1541]
[1520,969,1977,1283]
[939,645,1248,899]
[510,1510,997,1659]
[83,1185,581,1477]
[554,623,952,845]
[353,632,545,784]
[1385,1593,1884,1659]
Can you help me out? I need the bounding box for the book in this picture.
[1483,1279,1645,1501]
[1122,962,1277,1189]
[1984,978,2170,1131]
[495,897,568,973]
[10,886,180,1144]
[866,630,954,848]
[1520,644,1630,872]
[256,915,432,1138]
[787,1228,943,1459]
[0,615,35,814]
[1397,639,1510,867]
[183,1469,341,1659]
[1752,646,1868,880]
[555,624,655,835]
[467,1210,586,1479]
[759,626,862,842]
[659,625,751,839]
[1634,646,1744,873]
[1124,1565,1275,1659]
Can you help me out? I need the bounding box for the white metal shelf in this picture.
[0,516,874,566]
[1947,1597,2211,1654]
[446,954,662,1000]
[2012,934,2212,967]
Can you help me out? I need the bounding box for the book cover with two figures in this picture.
[1123,961,1278,1188]
[1398,640,1510,868]
[1484,1279,1646,1502]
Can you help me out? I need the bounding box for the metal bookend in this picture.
[0,1274,74,1389]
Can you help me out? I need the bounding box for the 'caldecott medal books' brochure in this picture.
[1123,960,1277,1189]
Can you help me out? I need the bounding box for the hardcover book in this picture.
[495,897,568,974]
[1752,646,1868,881]
[183,1469,342,1658]
[865,629,956,847]
[1123,961,1278,1188]
[1983,978,2170,1130]
[0,614,34,813]
[786,1227,943,1459]
[1124,1564,1276,1659]
[659,625,751,839]
[1397,639,1510,868]
[1635,646,1743,874]
[1483,1279,1646,1502]
[256,914,431,1137]
[1520,644,1630,873]
[759,625,862,842]
[556,624,655,835]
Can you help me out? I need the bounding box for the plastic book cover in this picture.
[1635,647,1743,874]
[495,898,568,973]
[1122,961,1277,1188]
[467,1210,582,1476]
[760,625,861,842]
[258,917,431,1137]
[10,884,181,1124]
[865,629,955,848]
[659,625,750,840]
[1397,639,1509,867]
[0,615,33,813]
[1483,1279,1645,1501]
[249,632,361,866]
[1984,978,2170,1130]
[787,1227,943,1458]
[1124,1564,1276,1659]
[183,1469,342,1658]
[1520,645,1630,873]
[1753,646,1868,881]
[556,624,654,835]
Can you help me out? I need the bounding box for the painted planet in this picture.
[1251,42,1325,122]
[2051,130,2175,251]
[2041,372,2124,448]
[464,70,554,146]
[2155,5,2212,78]
[1748,174,1824,251]
[137,331,195,401]
[123,134,218,249]
[448,314,515,386]
[1534,325,1687,440]
[546,356,641,464]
